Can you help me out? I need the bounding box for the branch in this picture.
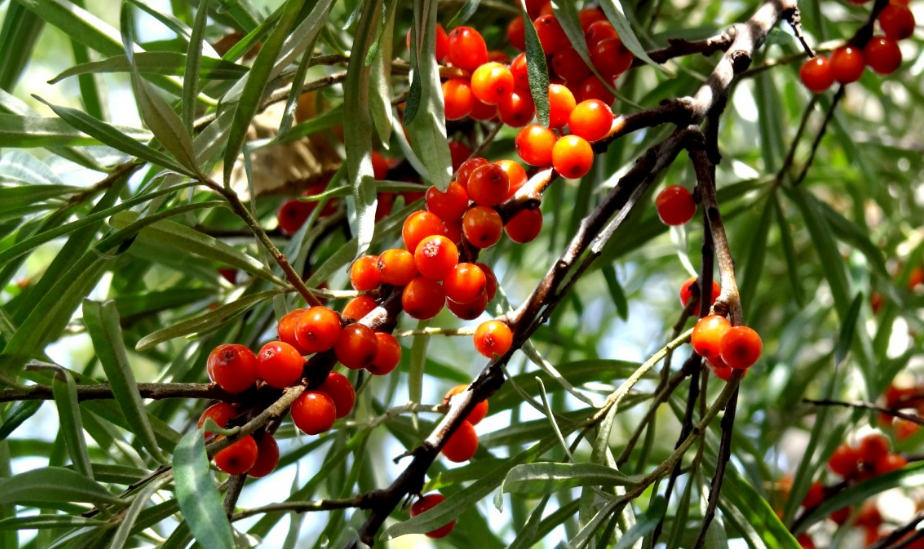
[803,398,924,426]
[792,85,845,187]
[232,497,367,521]
[0,382,233,403]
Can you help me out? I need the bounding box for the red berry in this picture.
[856,502,883,529]
[533,14,566,54]
[198,402,237,437]
[474,320,513,358]
[828,506,851,525]
[449,142,471,172]
[719,326,762,369]
[342,295,377,321]
[442,79,475,120]
[444,384,489,425]
[548,84,577,129]
[291,390,337,435]
[442,420,479,462]
[655,185,696,225]
[858,433,890,466]
[277,199,313,235]
[865,36,902,75]
[350,255,382,291]
[515,124,557,166]
[828,443,861,478]
[800,56,835,93]
[802,480,824,509]
[569,99,613,141]
[579,8,607,32]
[257,341,305,389]
[468,164,510,206]
[277,308,309,355]
[462,206,504,248]
[679,276,721,311]
[691,315,731,359]
[443,263,487,304]
[830,45,866,84]
[551,135,594,179]
[504,208,543,243]
[402,277,446,319]
[406,24,449,61]
[410,494,456,538]
[443,220,463,243]
[707,356,736,381]
[579,75,615,104]
[496,159,528,198]
[552,47,591,83]
[218,268,237,284]
[874,452,907,475]
[371,151,389,180]
[470,98,498,121]
[509,52,530,91]
[403,210,444,253]
[497,89,536,128]
[477,262,498,300]
[295,306,343,354]
[448,26,488,71]
[457,157,489,191]
[591,37,633,78]
[414,235,459,281]
[507,16,526,51]
[447,290,489,320]
[797,534,816,549]
[377,248,419,287]
[335,323,379,370]
[214,435,258,475]
[879,4,915,41]
[248,434,280,478]
[318,372,355,419]
[471,62,515,105]
[585,20,618,48]
[207,344,258,393]
[369,332,401,375]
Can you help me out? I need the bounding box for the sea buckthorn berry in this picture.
[524,0,545,17]
[449,142,472,172]
[410,494,456,538]
[443,220,463,243]
[828,506,851,525]
[291,390,337,435]
[406,24,449,61]
[277,308,309,355]
[865,36,902,75]
[474,320,514,358]
[443,263,487,304]
[533,14,566,54]
[585,20,618,48]
[895,417,920,440]
[591,37,633,78]
[507,16,526,50]
[548,84,577,129]
[403,210,444,252]
[371,151,389,180]
[444,385,489,425]
[377,248,418,287]
[707,356,738,381]
[471,62,515,105]
[579,7,607,32]
[800,56,835,93]
[457,157,489,191]
[579,75,615,104]
[415,235,459,281]
[214,435,258,475]
[655,185,696,225]
[207,344,258,393]
[802,480,824,509]
[448,26,488,71]
[858,433,890,465]
[515,124,558,166]
[442,420,479,462]
[569,99,613,141]
[257,341,305,389]
[198,402,237,437]
[720,326,762,369]
[497,89,536,128]
[552,135,594,179]
[335,323,379,370]
[369,332,402,375]
[402,277,446,320]
[477,262,498,300]
[552,47,591,83]
[830,45,866,84]
[218,267,237,284]
[828,443,861,478]
[468,164,510,206]
[496,159,528,198]
[470,98,498,121]
[510,53,530,91]
[376,193,393,224]
[879,4,915,41]
[856,503,882,529]
[910,266,924,290]
[277,199,313,235]
[350,255,382,291]
[505,208,543,244]
[874,453,907,475]
[343,295,377,321]
[462,206,504,248]
[797,534,817,549]
[248,434,280,478]
[442,79,475,120]
[295,307,343,354]
[319,372,355,419]
[679,276,721,310]
[447,290,489,320]
[691,315,731,359]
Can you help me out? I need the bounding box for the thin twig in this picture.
[793,86,845,187]
[803,398,924,426]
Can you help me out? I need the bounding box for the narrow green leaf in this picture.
[521,8,549,127]
[552,0,618,97]
[67,0,105,120]
[83,300,170,464]
[0,515,108,531]
[597,0,666,72]
[0,2,44,90]
[52,369,94,479]
[601,265,628,319]
[720,467,801,549]
[738,195,774,316]
[278,105,343,143]
[835,293,863,367]
[173,429,234,549]
[0,467,123,505]
[772,194,805,307]
[108,210,286,287]
[0,400,42,441]
[369,0,397,147]
[0,114,150,148]
[48,53,247,84]
[109,476,168,549]
[612,496,667,549]
[17,0,126,57]
[503,462,639,496]
[183,2,211,130]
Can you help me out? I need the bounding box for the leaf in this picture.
[0,150,62,184]
[108,210,286,287]
[552,0,618,98]
[0,400,42,441]
[16,0,123,57]
[0,114,151,148]
[52,368,94,479]
[835,293,863,366]
[0,2,44,90]
[0,467,123,505]
[612,496,667,549]
[109,476,168,549]
[738,194,774,317]
[173,429,234,549]
[183,2,212,130]
[597,0,666,72]
[369,0,397,147]
[278,104,343,143]
[134,290,281,351]
[0,515,108,531]
[48,52,248,84]
[720,467,801,549]
[772,194,805,307]
[520,7,550,127]
[408,320,430,406]
[83,300,170,464]
[502,462,639,496]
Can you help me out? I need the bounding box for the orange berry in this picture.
[895,417,920,440]
[534,15,566,54]
[462,206,504,248]
[257,341,305,389]
[719,326,762,369]
[277,198,313,235]
[406,24,449,61]
[447,289,489,320]
[858,433,890,465]
[471,62,515,105]
[477,262,498,301]
[295,306,343,354]
[444,384,489,425]
[443,263,486,304]
[414,235,459,281]
[509,52,530,91]
[504,208,543,243]
[369,332,401,375]
[691,315,731,359]
[402,277,446,320]
[198,402,237,437]
[277,308,309,355]
[830,45,865,84]
[457,157,489,191]
[874,452,907,475]
[591,37,633,78]
[515,124,558,166]
[403,210,444,252]
[800,56,835,93]
[442,79,475,120]
[879,4,915,41]
[248,434,280,478]
[579,8,607,32]
[343,295,377,321]
[569,99,613,141]
[802,480,824,509]
[507,16,526,51]
[551,47,591,83]
[585,20,618,48]
[470,97,498,121]
[207,344,258,393]
[552,135,594,179]
[377,248,418,287]
[578,75,615,104]
[474,320,513,358]
[214,435,258,475]
[291,390,337,435]
[410,494,456,538]
[335,323,379,370]
[496,159,528,198]
[442,420,479,462]
[318,371,355,419]
[442,220,463,243]
[679,276,721,310]
[655,185,696,225]
[468,163,510,206]
[548,84,577,129]
[447,26,488,71]
[497,90,536,129]
[865,36,902,75]
[350,255,382,291]
[828,443,861,478]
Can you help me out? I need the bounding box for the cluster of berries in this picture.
[800,0,914,92]
[877,383,924,439]
[690,314,762,380]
